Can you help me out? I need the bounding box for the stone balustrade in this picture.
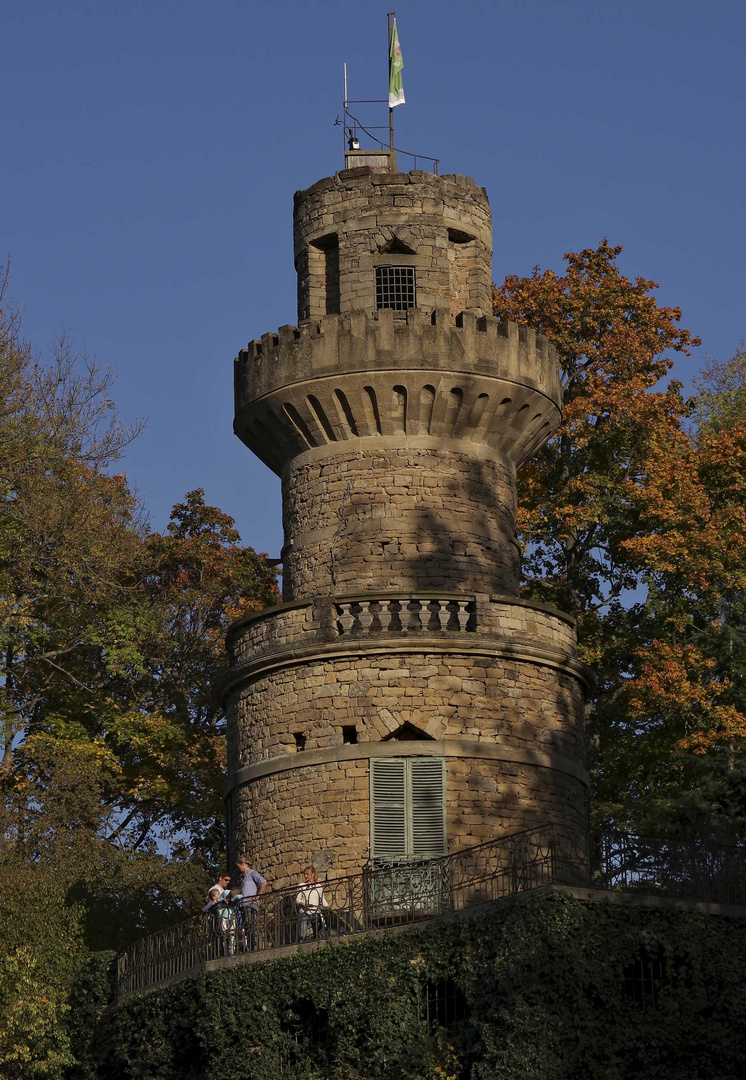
[335,596,475,635]
[223,593,578,686]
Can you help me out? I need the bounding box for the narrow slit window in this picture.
[375,266,416,310]
[294,732,306,751]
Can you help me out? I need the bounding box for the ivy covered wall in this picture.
[83,891,746,1080]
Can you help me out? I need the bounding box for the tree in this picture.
[692,344,746,434]
[492,239,700,621]
[0,869,84,1079]
[490,242,746,836]
[0,272,279,949]
[0,262,144,856]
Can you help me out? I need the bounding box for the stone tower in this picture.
[220,166,592,889]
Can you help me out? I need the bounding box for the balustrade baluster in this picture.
[378,600,393,631]
[455,600,470,631]
[357,601,373,632]
[435,599,450,630]
[406,599,422,630]
[337,603,354,634]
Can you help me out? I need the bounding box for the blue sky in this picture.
[3,0,745,558]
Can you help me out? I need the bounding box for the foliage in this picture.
[493,243,746,838]
[0,867,85,1079]
[65,951,117,1080]
[492,239,699,619]
[0,273,279,954]
[92,892,746,1080]
[693,344,746,434]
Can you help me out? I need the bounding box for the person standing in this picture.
[201,871,232,955]
[204,872,231,907]
[236,856,267,950]
[296,866,328,942]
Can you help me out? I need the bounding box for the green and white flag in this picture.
[389,19,405,108]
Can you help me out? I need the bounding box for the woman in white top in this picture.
[296,866,328,942]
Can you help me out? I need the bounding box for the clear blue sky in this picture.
[3,0,744,558]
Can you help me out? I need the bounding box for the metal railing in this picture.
[116,827,746,1001]
[116,826,585,999]
[593,831,746,905]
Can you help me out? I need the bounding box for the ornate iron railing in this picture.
[116,827,746,1001]
[116,825,584,999]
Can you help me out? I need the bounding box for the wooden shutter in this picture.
[370,757,446,860]
[370,758,407,859]
[410,758,447,858]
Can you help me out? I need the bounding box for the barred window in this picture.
[375,265,416,310]
[623,947,667,1007]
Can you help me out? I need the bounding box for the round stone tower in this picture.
[221,166,593,889]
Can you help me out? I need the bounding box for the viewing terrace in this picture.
[116,826,746,1001]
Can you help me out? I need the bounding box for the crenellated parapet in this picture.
[233,308,562,476]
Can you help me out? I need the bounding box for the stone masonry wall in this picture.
[232,755,587,890]
[229,651,586,770]
[281,446,519,601]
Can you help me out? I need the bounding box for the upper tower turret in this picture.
[294,170,493,321]
[233,165,562,603]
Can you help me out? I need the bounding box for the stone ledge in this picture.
[226,591,576,640]
[217,635,596,705]
[224,737,590,797]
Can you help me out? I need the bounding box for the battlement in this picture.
[297,168,489,201]
[233,309,562,476]
[234,308,560,411]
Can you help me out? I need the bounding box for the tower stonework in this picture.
[221,168,593,888]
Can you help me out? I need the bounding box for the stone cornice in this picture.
[224,737,589,798]
[217,634,596,705]
[233,310,563,476]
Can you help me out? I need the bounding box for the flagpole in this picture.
[387,11,394,151]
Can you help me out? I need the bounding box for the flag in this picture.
[388,19,405,108]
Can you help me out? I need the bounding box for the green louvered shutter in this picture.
[370,758,407,859]
[370,757,446,860]
[410,758,447,858]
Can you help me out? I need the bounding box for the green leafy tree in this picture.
[0,869,84,1079]
[1,272,278,949]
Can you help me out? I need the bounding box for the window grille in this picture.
[375,265,416,310]
[623,947,667,1007]
[370,757,446,860]
[419,977,470,1031]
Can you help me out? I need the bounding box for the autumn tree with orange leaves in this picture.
[495,243,746,839]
